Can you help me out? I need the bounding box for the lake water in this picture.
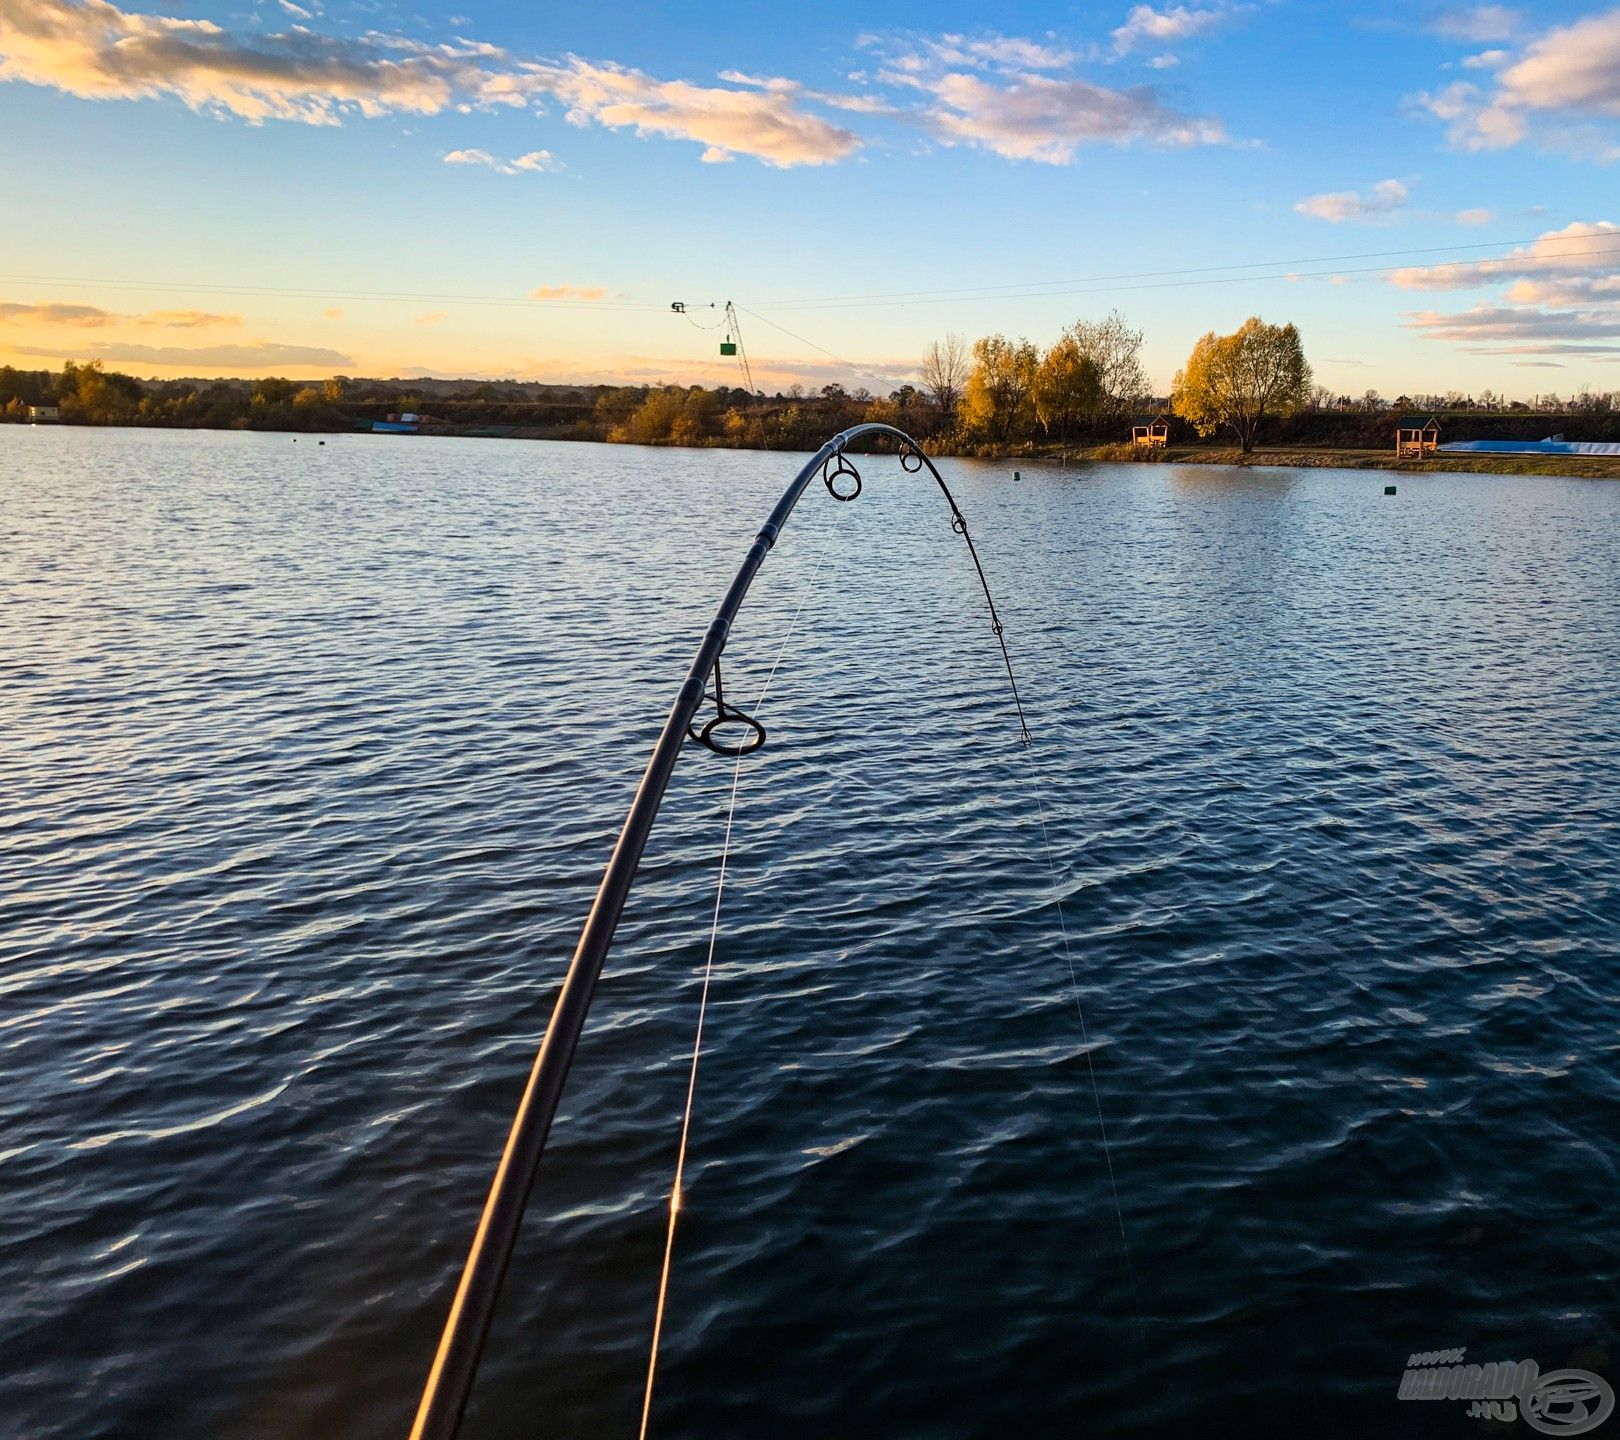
[2,426,1617,1440]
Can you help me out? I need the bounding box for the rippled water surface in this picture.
[3,426,1617,1440]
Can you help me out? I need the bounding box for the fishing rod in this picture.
[408,423,1029,1440]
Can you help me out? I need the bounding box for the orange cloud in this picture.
[10,340,354,367]
[528,285,610,301]
[138,309,241,327]
[0,299,240,326]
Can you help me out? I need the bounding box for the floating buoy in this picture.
[1013,470,1022,482]
[319,440,326,446]
[1385,484,1397,495]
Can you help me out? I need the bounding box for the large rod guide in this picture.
[409,424,1028,1439]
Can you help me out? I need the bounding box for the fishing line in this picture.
[1025,780,1145,1354]
[638,500,849,1439]
[775,497,1143,1355]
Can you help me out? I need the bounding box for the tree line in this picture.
[8,318,1620,454]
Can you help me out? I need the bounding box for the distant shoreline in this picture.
[1044,443,1620,480]
[10,422,1620,479]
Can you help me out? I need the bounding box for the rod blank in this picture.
[407,424,1023,1440]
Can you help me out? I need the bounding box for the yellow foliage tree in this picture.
[1033,337,1103,445]
[1171,317,1312,453]
[962,334,1038,443]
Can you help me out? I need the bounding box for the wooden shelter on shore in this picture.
[1132,416,1170,448]
[1396,416,1440,458]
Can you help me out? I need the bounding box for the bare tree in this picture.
[920,332,970,421]
[1064,310,1149,425]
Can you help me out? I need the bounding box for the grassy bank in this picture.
[1061,443,1620,480]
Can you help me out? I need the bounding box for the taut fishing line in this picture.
[1023,779,1145,1353]
[638,498,851,1438]
[411,424,1068,1440]
[796,532,1145,1357]
[636,453,1139,1435]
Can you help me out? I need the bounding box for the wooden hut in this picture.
[1132,416,1170,448]
[1395,416,1440,458]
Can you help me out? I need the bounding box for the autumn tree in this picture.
[962,334,1038,443]
[919,332,970,422]
[58,361,139,424]
[1033,337,1103,445]
[1064,310,1149,427]
[1171,317,1312,453]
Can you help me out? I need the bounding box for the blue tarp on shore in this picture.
[1439,438,1620,457]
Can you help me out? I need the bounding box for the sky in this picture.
[2,0,1620,396]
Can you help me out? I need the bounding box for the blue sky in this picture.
[2,0,1619,395]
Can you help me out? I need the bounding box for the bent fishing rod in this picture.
[409,422,1030,1440]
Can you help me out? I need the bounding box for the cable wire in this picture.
[741,231,1609,308]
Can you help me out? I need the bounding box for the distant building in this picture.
[1395,416,1440,458]
[27,405,59,423]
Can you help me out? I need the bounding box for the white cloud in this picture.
[1111,4,1236,57]
[1430,6,1521,44]
[0,0,859,164]
[1495,11,1620,117]
[1405,304,1620,349]
[1390,220,1620,297]
[0,0,516,124]
[922,69,1227,161]
[536,58,858,166]
[509,148,561,171]
[918,33,1077,70]
[1395,220,1620,355]
[1413,9,1620,157]
[443,146,562,173]
[719,66,894,115]
[0,4,1243,170]
[858,31,1076,72]
[864,30,1230,162]
[1294,178,1409,223]
[1455,206,1494,225]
